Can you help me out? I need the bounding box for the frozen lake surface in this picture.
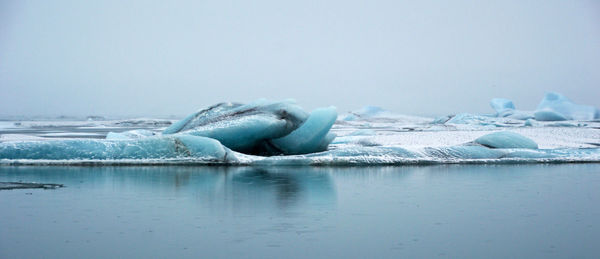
[1,164,599,258]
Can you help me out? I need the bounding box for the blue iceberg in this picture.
[163,100,306,154]
[162,99,336,155]
[489,98,533,120]
[487,93,598,122]
[0,135,235,162]
[534,92,599,121]
[490,98,515,116]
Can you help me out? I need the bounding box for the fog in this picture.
[1,0,599,117]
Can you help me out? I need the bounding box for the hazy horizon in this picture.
[1,0,599,117]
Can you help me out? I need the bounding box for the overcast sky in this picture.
[1,0,599,117]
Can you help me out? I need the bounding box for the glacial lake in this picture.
[1,164,599,258]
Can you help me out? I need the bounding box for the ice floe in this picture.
[0,135,234,162]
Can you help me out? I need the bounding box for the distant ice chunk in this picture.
[490,98,515,116]
[270,107,337,155]
[474,131,538,149]
[487,92,600,121]
[535,92,599,121]
[0,135,235,162]
[343,106,385,121]
[489,98,533,120]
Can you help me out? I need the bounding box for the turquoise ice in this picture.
[0,135,235,162]
[270,107,338,155]
[534,92,599,121]
[474,131,538,149]
[162,99,337,155]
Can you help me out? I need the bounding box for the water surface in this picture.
[1,164,599,258]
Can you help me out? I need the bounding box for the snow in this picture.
[106,129,157,139]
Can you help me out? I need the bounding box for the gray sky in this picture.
[1,0,599,117]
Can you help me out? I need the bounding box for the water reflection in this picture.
[0,166,337,211]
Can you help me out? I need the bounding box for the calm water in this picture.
[1,164,599,258]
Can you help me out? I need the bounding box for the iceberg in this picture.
[0,135,235,162]
[534,92,599,121]
[474,131,538,149]
[487,93,599,122]
[162,99,337,155]
[490,98,516,116]
[489,98,533,120]
[162,100,309,155]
